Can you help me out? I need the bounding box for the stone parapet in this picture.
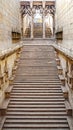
[0,42,23,60]
[0,44,23,107]
[53,44,73,61]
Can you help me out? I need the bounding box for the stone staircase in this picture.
[2,45,70,130]
[24,28,31,38]
[33,23,43,38]
[45,27,52,38]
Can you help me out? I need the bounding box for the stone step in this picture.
[10,93,63,96]
[19,61,55,64]
[14,77,60,80]
[14,80,61,83]
[10,95,63,98]
[19,58,56,60]
[15,75,59,77]
[7,107,66,112]
[14,80,60,83]
[17,68,58,71]
[8,104,65,108]
[14,77,59,80]
[3,128,69,130]
[9,98,65,102]
[5,115,67,119]
[11,90,62,93]
[22,49,56,51]
[15,73,58,76]
[9,101,65,105]
[17,66,57,68]
[5,119,68,124]
[6,111,67,116]
[3,124,69,129]
[13,84,62,87]
[12,87,61,90]
[20,56,57,59]
[12,86,61,89]
[22,49,55,51]
[13,82,61,85]
[18,64,57,67]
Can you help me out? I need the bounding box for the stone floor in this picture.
[22,39,55,45]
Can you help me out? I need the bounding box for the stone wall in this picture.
[55,0,73,49]
[55,0,73,118]
[0,0,21,50]
[0,0,23,108]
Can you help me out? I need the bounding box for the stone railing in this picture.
[0,43,23,107]
[52,44,73,61]
[52,43,73,90]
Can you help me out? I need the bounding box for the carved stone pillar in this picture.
[53,15,55,37]
[31,14,33,39]
[43,1,45,39]
[21,14,23,37]
[30,1,33,39]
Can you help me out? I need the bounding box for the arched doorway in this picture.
[45,13,53,38]
[20,1,55,39]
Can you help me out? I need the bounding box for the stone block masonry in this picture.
[0,0,21,50]
[55,0,73,49]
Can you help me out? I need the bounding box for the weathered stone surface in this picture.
[0,0,21,50]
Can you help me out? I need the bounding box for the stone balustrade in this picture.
[53,44,73,61]
[53,43,73,119]
[0,43,23,107]
[53,44,73,89]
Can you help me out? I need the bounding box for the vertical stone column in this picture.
[43,1,45,39]
[21,14,23,37]
[30,1,33,39]
[53,15,55,37]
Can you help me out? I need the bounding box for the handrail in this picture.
[0,42,23,59]
[52,43,73,61]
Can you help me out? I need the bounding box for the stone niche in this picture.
[55,27,63,43]
[12,31,21,43]
[56,31,63,43]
